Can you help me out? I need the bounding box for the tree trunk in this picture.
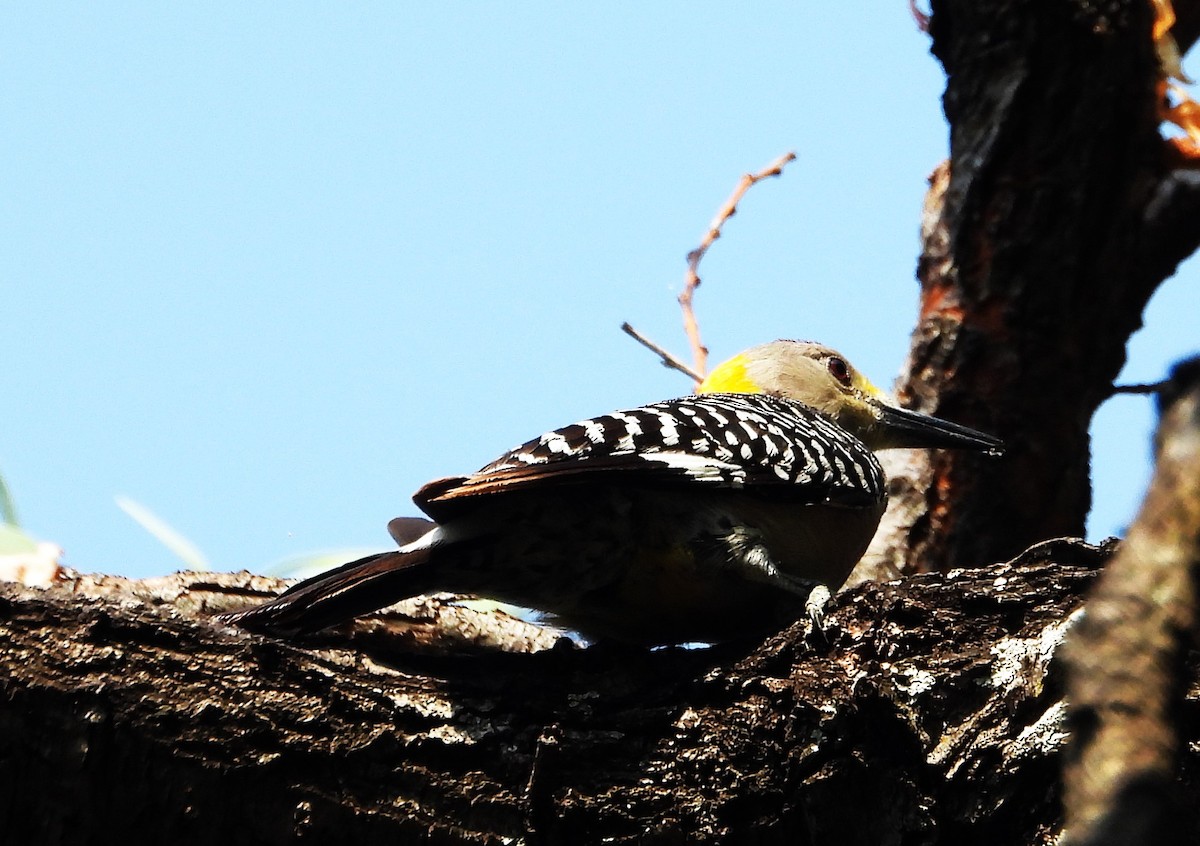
[858,0,1200,582]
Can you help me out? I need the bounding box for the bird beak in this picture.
[872,401,1005,456]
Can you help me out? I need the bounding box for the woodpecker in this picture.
[218,341,1002,645]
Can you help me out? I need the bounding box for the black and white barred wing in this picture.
[414,393,885,521]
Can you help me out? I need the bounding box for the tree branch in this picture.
[1061,356,1200,846]
[0,541,1140,845]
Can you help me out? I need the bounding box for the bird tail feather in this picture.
[216,547,437,635]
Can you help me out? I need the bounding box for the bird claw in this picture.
[804,583,832,633]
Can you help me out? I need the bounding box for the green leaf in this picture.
[0,470,19,527]
[0,523,38,555]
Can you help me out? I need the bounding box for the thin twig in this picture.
[620,322,704,383]
[680,151,797,380]
[1110,381,1170,396]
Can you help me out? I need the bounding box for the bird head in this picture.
[697,340,1003,455]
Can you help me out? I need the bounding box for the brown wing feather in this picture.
[413,453,866,523]
[412,458,681,522]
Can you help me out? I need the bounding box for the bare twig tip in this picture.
[620,323,705,385]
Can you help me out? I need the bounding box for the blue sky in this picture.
[2,5,1195,579]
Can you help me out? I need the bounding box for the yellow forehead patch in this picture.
[697,353,761,394]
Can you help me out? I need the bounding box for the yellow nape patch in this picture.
[697,353,761,395]
[855,373,887,401]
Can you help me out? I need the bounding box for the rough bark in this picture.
[0,538,1178,846]
[857,0,1200,582]
[1059,357,1200,846]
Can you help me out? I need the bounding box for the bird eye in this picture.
[827,357,852,386]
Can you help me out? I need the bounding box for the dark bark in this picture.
[0,542,1139,846]
[859,0,1200,581]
